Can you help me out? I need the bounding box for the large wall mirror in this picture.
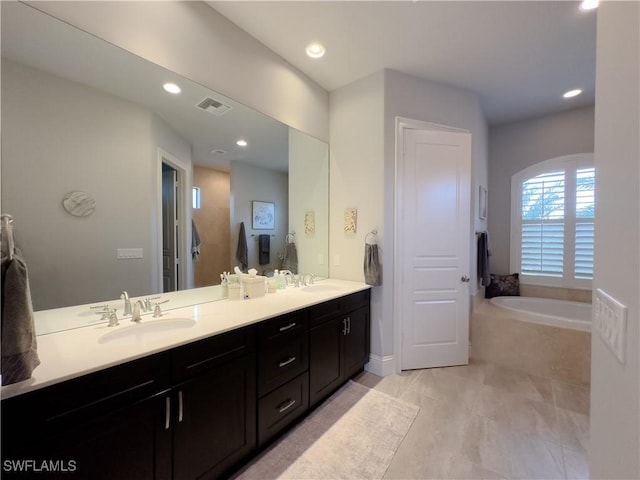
[1,2,329,323]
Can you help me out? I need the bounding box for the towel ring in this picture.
[365,230,378,245]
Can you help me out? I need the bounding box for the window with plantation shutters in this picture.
[510,154,595,288]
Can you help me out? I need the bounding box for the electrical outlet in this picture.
[594,288,627,364]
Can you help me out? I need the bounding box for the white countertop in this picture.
[1,279,370,400]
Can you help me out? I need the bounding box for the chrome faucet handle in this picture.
[153,299,170,318]
[107,309,119,327]
[307,273,316,285]
[91,304,111,320]
[144,296,160,311]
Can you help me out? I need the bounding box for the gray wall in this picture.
[488,106,595,274]
[1,59,191,310]
[590,2,639,477]
[230,162,288,274]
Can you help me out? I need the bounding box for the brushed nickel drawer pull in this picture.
[279,322,297,332]
[277,399,296,413]
[178,390,184,423]
[165,397,171,430]
[279,356,296,368]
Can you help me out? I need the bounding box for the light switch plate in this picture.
[594,288,627,364]
[117,248,144,259]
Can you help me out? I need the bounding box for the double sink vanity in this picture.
[1,279,371,479]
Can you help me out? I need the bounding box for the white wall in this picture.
[488,107,595,274]
[230,162,288,274]
[1,59,190,309]
[590,2,640,478]
[288,128,329,277]
[329,69,487,373]
[28,1,329,142]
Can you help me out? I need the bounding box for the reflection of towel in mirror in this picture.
[191,220,201,262]
[258,234,270,265]
[364,244,382,286]
[1,249,40,385]
[283,242,298,274]
[236,222,248,271]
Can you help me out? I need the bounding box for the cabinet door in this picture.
[343,306,370,380]
[309,318,343,407]
[173,354,256,480]
[6,393,172,480]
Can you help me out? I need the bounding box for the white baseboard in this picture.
[365,354,395,377]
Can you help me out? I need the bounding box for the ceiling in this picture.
[208,1,597,126]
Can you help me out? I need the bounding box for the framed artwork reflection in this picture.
[252,201,275,229]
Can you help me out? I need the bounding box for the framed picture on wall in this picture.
[252,201,275,229]
[479,186,488,220]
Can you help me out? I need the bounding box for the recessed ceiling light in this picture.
[305,42,326,59]
[236,139,248,147]
[563,89,583,98]
[579,0,598,11]
[163,82,181,94]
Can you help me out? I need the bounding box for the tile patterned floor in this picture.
[353,360,590,480]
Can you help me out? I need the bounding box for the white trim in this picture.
[155,147,192,294]
[365,354,396,377]
[394,117,470,374]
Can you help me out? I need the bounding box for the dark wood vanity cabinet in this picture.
[256,310,309,446]
[309,290,371,407]
[1,327,256,480]
[1,289,370,479]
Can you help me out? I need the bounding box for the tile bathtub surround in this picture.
[353,361,590,480]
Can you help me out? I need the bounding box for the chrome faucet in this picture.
[131,300,145,323]
[121,291,132,316]
[303,273,316,286]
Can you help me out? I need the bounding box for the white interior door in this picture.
[399,126,471,370]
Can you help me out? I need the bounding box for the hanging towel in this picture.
[1,248,40,385]
[258,234,270,265]
[283,242,298,274]
[477,231,491,287]
[191,219,201,262]
[236,222,248,271]
[364,244,382,286]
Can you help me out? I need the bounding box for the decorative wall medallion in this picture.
[304,211,315,235]
[344,208,357,234]
[62,191,96,217]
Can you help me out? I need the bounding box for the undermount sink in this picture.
[98,318,196,346]
[301,284,342,293]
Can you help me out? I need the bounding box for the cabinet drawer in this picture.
[258,335,308,397]
[344,289,371,313]
[258,310,308,344]
[309,297,344,327]
[172,326,255,381]
[258,373,309,446]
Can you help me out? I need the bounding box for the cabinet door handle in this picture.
[277,398,296,413]
[347,316,351,334]
[279,322,297,332]
[279,356,296,368]
[178,390,184,423]
[342,318,348,335]
[165,396,171,430]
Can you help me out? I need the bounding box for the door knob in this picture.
[461,275,470,283]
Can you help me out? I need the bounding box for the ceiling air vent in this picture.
[196,97,232,116]
[211,149,227,155]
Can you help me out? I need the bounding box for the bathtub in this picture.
[489,296,591,332]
